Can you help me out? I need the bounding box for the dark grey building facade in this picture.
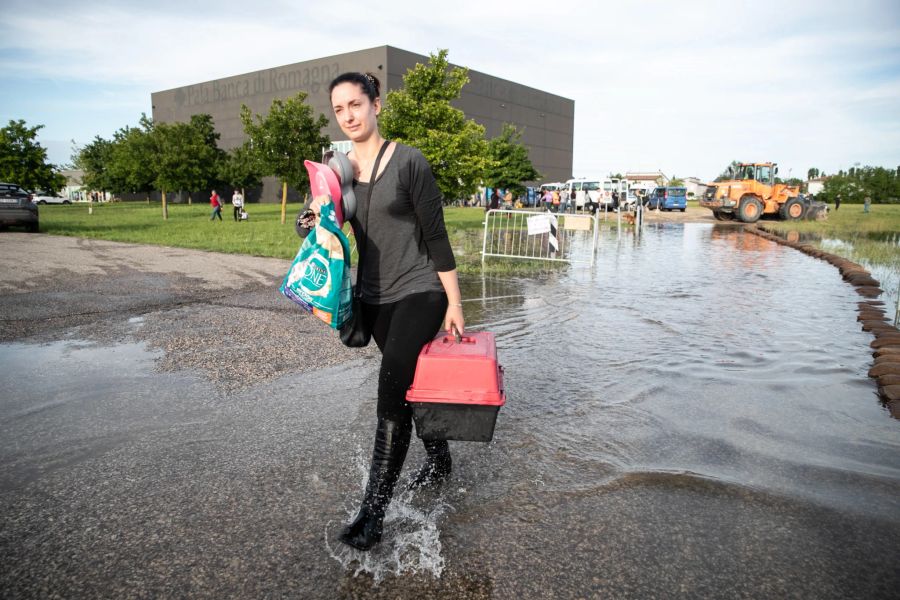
[151,46,573,201]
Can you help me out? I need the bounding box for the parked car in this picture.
[644,187,664,209]
[644,186,687,212]
[30,190,71,204]
[0,182,39,232]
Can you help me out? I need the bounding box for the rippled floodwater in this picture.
[436,222,899,597]
[772,228,899,321]
[2,223,898,599]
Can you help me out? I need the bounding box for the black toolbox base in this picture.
[411,402,500,442]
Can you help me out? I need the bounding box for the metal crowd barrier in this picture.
[481,209,600,267]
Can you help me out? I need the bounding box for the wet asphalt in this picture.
[1,233,898,599]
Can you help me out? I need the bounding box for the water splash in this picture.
[325,447,448,584]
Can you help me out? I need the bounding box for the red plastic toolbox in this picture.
[406,331,505,442]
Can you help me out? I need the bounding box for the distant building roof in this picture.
[626,171,668,181]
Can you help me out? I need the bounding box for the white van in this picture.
[597,178,630,210]
[565,178,603,211]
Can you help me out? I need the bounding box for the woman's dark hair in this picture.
[329,72,381,102]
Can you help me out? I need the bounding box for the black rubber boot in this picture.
[408,439,452,490]
[339,418,411,551]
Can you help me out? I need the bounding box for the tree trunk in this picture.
[281,181,288,224]
[162,190,169,220]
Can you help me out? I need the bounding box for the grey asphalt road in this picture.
[2,233,898,600]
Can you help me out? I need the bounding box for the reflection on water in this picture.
[393,222,900,597]
[457,222,899,535]
[769,228,900,323]
[773,228,900,247]
[863,231,900,245]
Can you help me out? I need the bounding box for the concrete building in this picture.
[683,177,709,199]
[807,177,828,196]
[626,171,669,194]
[151,46,574,202]
[57,169,112,202]
[59,169,110,202]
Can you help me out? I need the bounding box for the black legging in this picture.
[361,291,448,422]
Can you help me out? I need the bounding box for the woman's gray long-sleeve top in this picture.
[295,143,456,305]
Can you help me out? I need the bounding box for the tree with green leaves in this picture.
[240,93,330,224]
[152,114,227,218]
[379,49,491,202]
[183,114,227,203]
[154,114,225,201]
[0,119,66,192]
[668,176,685,186]
[72,135,116,195]
[819,165,900,204]
[484,123,540,195]
[807,167,820,180]
[219,144,262,198]
[108,115,158,202]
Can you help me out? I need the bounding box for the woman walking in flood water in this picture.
[295,72,464,551]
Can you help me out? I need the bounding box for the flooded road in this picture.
[1,226,898,598]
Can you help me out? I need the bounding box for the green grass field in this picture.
[39,201,303,259]
[35,201,539,273]
[34,200,900,275]
[764,203,900,238]
[762,204,900,271]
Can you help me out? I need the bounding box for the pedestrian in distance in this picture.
[542,188,553,211]
[232,189,244,221]
[488,188,501,212]
[296,71,464,552]
[209,190,222,221]
[835,194,841,211]
[864,195,871,214]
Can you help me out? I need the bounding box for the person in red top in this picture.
[209,190,222,221]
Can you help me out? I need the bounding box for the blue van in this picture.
[645,186,687,212]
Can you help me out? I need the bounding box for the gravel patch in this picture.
[0,233,375,391]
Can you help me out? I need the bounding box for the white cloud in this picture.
[2,0,898,178]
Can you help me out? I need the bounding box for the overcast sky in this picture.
[2,0,898,182]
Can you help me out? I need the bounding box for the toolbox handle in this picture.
[445,326,473,344]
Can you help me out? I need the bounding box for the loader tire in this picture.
[780,197,805,221]
[738,196,763,223]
